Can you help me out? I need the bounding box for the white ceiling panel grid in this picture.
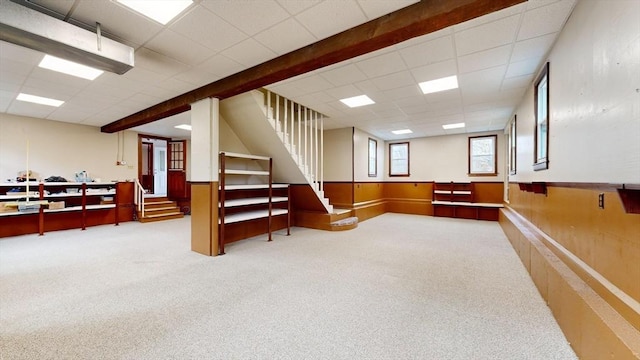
[0,0,578,140]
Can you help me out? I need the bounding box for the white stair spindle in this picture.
[298,105,302,164]
[320,114,324,192]
[283,98,288,143]
[276,94,280,132]
[314,111,318,187]
[304,107,308,171]
[267,90,271,119]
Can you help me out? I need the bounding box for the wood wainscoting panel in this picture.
[509,183,640,304]
[473,182,504,203]
[190,182,218,256]
[323,182,353,208]
[290,184,327,212]
[500,207,640,359]
[354,182,384,203]
[384,182,433,216]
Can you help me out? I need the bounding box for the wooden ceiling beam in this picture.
[101,0,525,133]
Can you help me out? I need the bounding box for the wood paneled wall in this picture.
[508,183,640,304]
[500,204,640,358]
[315,181,502,220]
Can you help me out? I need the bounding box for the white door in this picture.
[154,144,167,195]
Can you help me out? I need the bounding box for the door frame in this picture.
[138,134,171,194]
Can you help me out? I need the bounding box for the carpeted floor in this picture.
[0,213,576,359]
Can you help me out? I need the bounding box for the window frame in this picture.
[533,62,550,171]
[389,142,410,177]
[468,134,498,176]
[368,138,377,177]
[509,115,517,175]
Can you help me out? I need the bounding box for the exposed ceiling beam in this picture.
[101,0,525,133]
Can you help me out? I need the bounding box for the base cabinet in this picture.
[0,181,134,237]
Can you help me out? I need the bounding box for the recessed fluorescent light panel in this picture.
[442,122,465,130]
[117,0,193,25]
[392,129,413,135]
[340,95,375,108]
[174,124,192,131]
[419,75,459,94]
[16,93,64,107]
[39,55,104,80]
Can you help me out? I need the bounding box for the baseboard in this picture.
[499,207,640,359]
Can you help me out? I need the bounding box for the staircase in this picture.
[220,90,333,213]
[137,197,184,223]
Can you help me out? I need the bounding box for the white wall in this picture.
[323,127,353,182]
[353,128,384,182]
[0,113,137,182]
[510,0,640,183]
[384,131,505,182]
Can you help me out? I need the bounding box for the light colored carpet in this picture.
[0,213,577,359]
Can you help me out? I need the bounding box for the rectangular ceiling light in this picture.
[442,122,465,130]
[340,95,375,108]
[39,55,104,80]
[117,0,193,25]
[174,124,192,131]
[392,129,413,135]
[17,93,64,107]
[419,75,459,94]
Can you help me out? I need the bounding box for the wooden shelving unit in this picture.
[218,152,290,255]
[0,181,130,237]
[432,182,503,221]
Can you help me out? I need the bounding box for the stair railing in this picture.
[134,178,147,219]
[265,90,325,193]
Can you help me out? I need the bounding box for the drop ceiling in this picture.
[0,0,577,140]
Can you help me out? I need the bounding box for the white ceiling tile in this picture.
[454,3,525,32]
[356,0,418,20]
[173,68,220,86]
[289,91,335,106]
[459,65,506,90]
[0,57,36,77]
[254,18,317,55]
[410,59,457,83]
[221,38,278,68]
[171,6,248,52]
[505,58,542,78]
[424,89,462,104]
[455,15,521,56]
[457,45,511,74]
[511,33,557,62]
[296,0,367,40]
[135,48,191,77]
[0,79,21,93]
[526,0,564,10]
[382,85,421,101]
[146,30,213,66]
[399,35,455,69]
[371,71,415,91]
[47,107,95,123]
[517,0,577,41]
[319,64,368,87]
[121,66,168,85]
[277,0,322,15]
[72,0,163,47]
[201,0,290,36]
[356,52,407,78]
[502,74,534,90]
[156,78,197,95]
[199,55,245,78]
[286,75,335,94]
[8,100,57,119]
[23,76,83,98]
[324,85,364,100]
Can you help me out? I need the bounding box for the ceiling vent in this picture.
[0,0,134,74]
